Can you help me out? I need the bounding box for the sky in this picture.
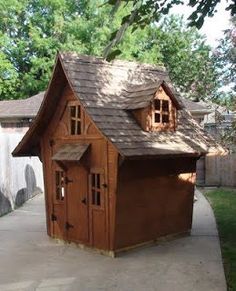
[170,0,231,47]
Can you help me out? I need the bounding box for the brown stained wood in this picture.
[40,138,52,236]
[132,85,177,132]
[90,209,106,249]
[40,84,109,250]
[84,114,100,135]
[131,107,149,131]
[52,203,66,240]
[107,143,119,250]
[50,161,66,240]
[114,158,196,249]
[66,163,89,243]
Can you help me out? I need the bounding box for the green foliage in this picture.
[114,15,218,100]
[213,17,236,107]
[156,17,218,100]
[205,189,236,291]
[107,0,236,34]
[0,0,219,102]
[105,0,236,59]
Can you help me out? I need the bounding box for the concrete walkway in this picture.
[0,189,227,291]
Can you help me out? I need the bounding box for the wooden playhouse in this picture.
[13,53,218,255]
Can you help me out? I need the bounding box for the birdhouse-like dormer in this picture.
[130,81,182,132]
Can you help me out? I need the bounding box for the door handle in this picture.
[81,197,87,205]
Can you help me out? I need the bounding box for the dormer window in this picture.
[153,99,170,124]
[69,104,81,135]
[130,84,180,132]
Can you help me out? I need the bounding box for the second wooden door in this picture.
[66,163,89,244]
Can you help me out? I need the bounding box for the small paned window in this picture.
[55,171,65,201]
[91,173,101,206]
[70,105,81,135]
[153,99,170,124]
[154,99,161,110]
[155,113,160,123]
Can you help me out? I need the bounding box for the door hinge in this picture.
[51,213,57,221]
[65,221,74,230]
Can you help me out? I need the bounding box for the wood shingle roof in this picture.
[0,92,44,119]
[12,52,225,157]
[60,52,223,157]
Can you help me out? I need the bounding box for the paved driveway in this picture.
[0,189,226,291]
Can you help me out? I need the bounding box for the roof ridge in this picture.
[60,51,166,73]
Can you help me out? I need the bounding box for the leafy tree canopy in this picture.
[106,0,236,29]
[0,0,219,103]
[212,17,236,109]
[104,0,236,58]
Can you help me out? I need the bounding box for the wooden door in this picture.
[65,163,89,244]
[52,167,66,240]
[89,169,108,250]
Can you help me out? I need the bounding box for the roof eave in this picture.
[0,115,36,120]
[123,152,204,160]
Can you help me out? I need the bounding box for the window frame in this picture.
[152,98,170,125]
[89,169,105,209]
[68,101,82,135]
[55,170,65,202]
[91,173,101,207]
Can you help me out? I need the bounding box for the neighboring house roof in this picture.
[201,101,236,125]
[13,52,225,158]
[0,92,44,119]
[181,98,211,114]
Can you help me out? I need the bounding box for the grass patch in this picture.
[205,188,236,291]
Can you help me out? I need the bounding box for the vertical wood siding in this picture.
[205,154,236,187]
[115,158,196,250]
[42,85,114,250]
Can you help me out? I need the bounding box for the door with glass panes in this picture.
[89,169,107,249]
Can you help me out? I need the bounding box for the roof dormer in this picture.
[128,81,182,132]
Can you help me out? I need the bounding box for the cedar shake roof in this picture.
[12,52,225,158]
[0,92,44,119]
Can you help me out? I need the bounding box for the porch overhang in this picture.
[52,143,90,162]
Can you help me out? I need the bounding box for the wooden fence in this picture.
[205,154,236,187]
